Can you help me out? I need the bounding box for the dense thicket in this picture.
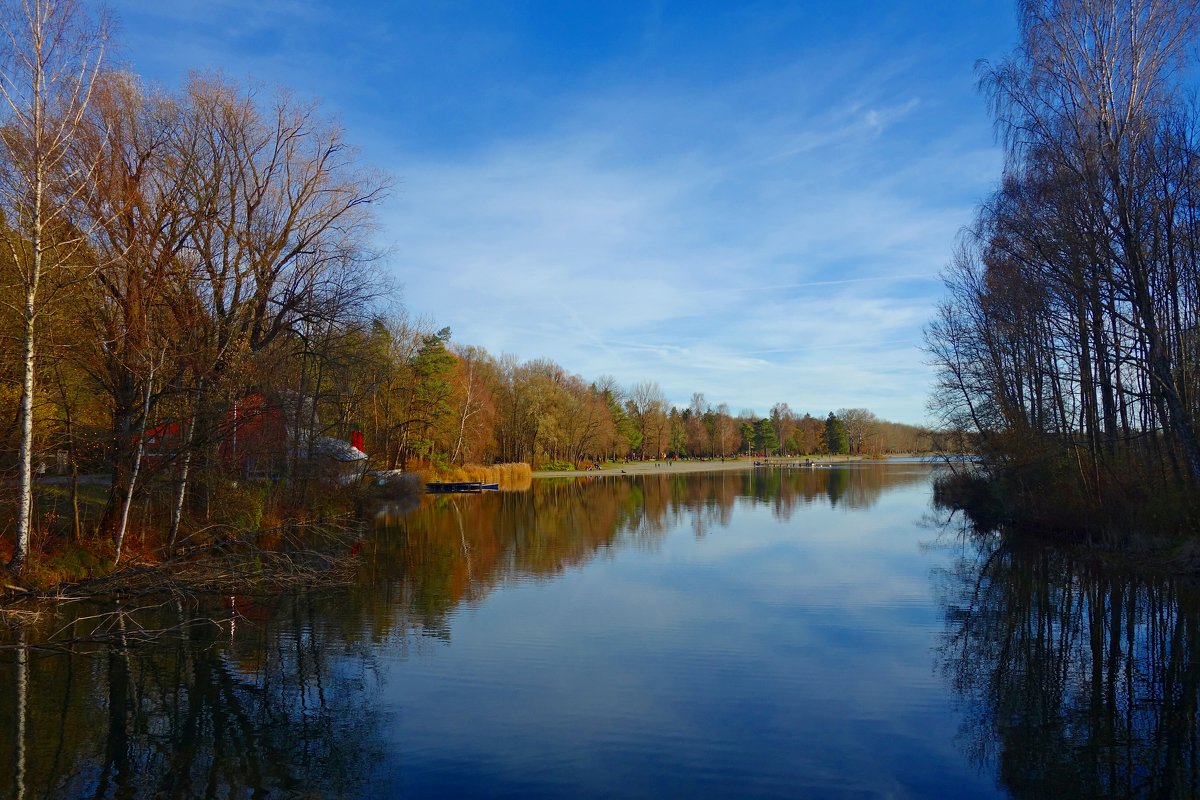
[927,0,1200,529]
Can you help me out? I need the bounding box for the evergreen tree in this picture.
[753,418,779,455]
[824,413,848,455]
[739,421,755,455]
[408,327,455,462]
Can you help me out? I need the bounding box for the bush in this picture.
[932,469,1007,531]
[209,480,270,530]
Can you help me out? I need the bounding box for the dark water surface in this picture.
[0,464,1196,798]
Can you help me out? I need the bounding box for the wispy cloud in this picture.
[380,61,995,421]
[109,0,1013,423]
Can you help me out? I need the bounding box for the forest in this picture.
[926,0,1200,531]
[0,1,930,578]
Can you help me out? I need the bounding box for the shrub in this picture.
[932,469,1006,531]
[209,480,270,530]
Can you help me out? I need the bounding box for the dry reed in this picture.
[434,463,532,490]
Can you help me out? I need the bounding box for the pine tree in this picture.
[824,413,848,455]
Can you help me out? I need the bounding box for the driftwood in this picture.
[0,516,365,652]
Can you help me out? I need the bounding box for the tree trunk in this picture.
[167,389,202,554]
[114,360,156,564]
[11,246,40,575]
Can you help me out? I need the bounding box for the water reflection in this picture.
[375,465,931,630]
[935,533,1200,798]
[0,594,384,798]
[0,464,930,799]
[743,462,930,514]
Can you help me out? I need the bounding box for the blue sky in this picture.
[108,1,1017,425]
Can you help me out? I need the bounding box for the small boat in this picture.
[426,481,484,493]
[426,480,502,493]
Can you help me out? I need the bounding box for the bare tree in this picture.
[927,0,1200,521]
[0,0,107,573]
[713,403,737,457]
[770,402,797,455]
[169,75,387,521]
[838,408,878,456]
[69,72,199,539]
[686,392,711,456]
[627,381,669,459]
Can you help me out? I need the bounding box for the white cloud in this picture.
[379,88,987,421]
[109,0,1008,424]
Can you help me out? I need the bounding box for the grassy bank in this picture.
[933,462,1200,570]
[1,475,376,595]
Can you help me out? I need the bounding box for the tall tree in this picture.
[713,403,737,457]
[770,402,797,455]
[72,72,196,538]
[739,419,755,456]
[0,0,107,572]
[753,418,779,455]
[686,392,711,456]
[824,413,848,455]
[795,413,824,454]
[928,0,1200,516]
[176,75,386,513]
[838,408,878,455]
[627,381,668,459]
[403,327,455,465]
[448,344,496,464]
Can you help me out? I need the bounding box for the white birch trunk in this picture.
[14,626,26,800]
[451,359,475,464]
[11,82,44,574]
[13,278,37,572]
[167,395,200,553]
[114,361,155,564]
[0,0,106,574]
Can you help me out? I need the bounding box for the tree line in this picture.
[305,315,931,472]
[0,0,929,576]
[926,0,1200,529]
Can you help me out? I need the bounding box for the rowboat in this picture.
[426,481,501,493]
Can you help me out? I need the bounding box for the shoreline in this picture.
[532,455,928,479]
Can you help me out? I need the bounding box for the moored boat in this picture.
[426,481,484,493]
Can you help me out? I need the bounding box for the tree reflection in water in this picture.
[935,532,1200,798]
[0,593,384,799]
[0,464,930,798]
[374,465,931,631]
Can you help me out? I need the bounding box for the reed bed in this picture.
[434,462,532,490]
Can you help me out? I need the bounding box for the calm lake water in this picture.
[1,463,1197,798]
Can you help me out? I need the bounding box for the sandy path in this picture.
[532,455,869,479]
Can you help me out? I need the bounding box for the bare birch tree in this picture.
[927,0,1200,521]
[0,0,106,573]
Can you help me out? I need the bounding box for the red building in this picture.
[141,392,366,482]
[219,392,290,479]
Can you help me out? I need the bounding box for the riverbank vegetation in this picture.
[926,0,1200,536]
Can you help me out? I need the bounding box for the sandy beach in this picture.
[532,455,876,479]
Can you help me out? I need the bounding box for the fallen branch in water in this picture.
[0,517,366,651]
[57,515,364,600]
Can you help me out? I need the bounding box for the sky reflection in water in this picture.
[372,466,999,798]
[0,465,1032,798]
[6,466,1195,796]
